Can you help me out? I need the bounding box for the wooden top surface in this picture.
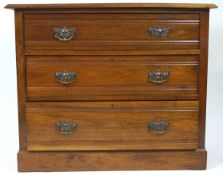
[5,3,217,10]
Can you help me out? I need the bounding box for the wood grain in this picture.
[5,3,215,171]
[25,13,200,21]
[25,23,199,41]
[24,49,201,56]
[20,9,209,15]
[15,11,27,151]
[17,149,207,171]
[26,56,198,101]
[25,14,199,41]
[5,3,217,9]
[24,13,199,51]
[25,41,199,51]
[198,10,209,148]
[26,101,198,151]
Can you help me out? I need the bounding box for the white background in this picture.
[0,0,222,174]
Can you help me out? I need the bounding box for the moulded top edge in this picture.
[5,3,217,10]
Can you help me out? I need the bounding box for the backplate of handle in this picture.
[55,71,77,85]
[55,121,77,135]
[148,121,169,134]
[148,27,170,37]
[53,27,76,41]
[148,71,169,84]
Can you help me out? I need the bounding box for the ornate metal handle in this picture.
[55,72,77,85]
[55,121,77,134]
[148,27,170,37]
[148,71,169,84]
[53,27,76,41]
[148,121,169,134]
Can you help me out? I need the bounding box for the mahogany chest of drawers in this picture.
[6,3,216,171]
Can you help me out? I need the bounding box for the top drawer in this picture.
[24,13,200,51]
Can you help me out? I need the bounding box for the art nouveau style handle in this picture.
[55,72,77,85]
[148,71,169,84]
[55,121,77,135]
[148,121,169,134]
[53,27,76,41]
[148,27,170,37]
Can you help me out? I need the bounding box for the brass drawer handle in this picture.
[148,27,170,37]
[55,71,77,85]
[55,121,77,135]
[53,27,76,41]
[148,121,169,134]
[148,71,169,84]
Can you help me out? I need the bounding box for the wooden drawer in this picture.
[26,101,198,151]
[26,55,198,101]
[24,13,199,51]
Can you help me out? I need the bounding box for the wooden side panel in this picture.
[18,150,207,171]
[15,10,27,151]
[198,10,209,148]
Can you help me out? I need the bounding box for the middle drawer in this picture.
[26,55,198,101]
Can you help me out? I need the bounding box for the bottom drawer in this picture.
[26,101,198,151]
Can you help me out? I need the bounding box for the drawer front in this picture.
[26,101,198,151]
[24,13,199,51]
[26,56,198,101]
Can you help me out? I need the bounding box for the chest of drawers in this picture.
[6,3,216,171]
